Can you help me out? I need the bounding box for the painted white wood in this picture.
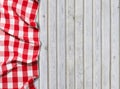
[93,0,102,89]
[48,0,57,89]
[66,0,75,89]
[110,0,119,89]
[38,0,120,89]
[84,0,93,89]
[102,0,111,89]
[39,0,48,89]
[75,0,84,89]
[57,0,66,89]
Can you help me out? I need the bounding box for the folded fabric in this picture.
[0,0,41,89]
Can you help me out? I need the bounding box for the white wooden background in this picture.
[35,0,120,89]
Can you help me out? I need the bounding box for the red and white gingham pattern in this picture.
[0,0,40,89]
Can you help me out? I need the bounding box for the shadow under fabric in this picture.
[0,0,41,89]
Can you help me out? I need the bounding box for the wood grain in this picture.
[93,0,102,89]
[84,0,93,89]
[57,0,66,89]
[36,0,120,89]
[66,0,75,89]
[75,0,84,89]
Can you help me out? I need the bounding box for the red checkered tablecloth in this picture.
[0,0,41,88]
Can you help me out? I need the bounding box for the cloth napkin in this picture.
[0,0,41,88]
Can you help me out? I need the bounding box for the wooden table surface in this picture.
[35,0,120,89]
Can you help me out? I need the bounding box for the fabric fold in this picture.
[0,0,40,88]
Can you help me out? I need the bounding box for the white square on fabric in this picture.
[8,83,13,88]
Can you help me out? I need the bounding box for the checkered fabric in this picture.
[0,0,40,89]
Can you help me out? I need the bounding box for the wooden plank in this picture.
[102,0,111,89]
[39,0,48,89]
[93,0,102,89]
[66,0,75,89]
[110,0,119,89]
[75,0,84,89]
[38,0,120,89]
[48,0,57,89]
[57,0,66,89]
[84,0,93,89]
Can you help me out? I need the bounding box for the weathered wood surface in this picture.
[35,0,120,89]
